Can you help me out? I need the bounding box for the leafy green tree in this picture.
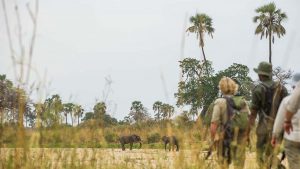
[175,59,253,117]
[187,13,214,62]
[214,63,253,100]
[175,58,213,113]
[128,101,149,123]
[253,2,287,64]
[82,112,94,121]
[153,101,163,121]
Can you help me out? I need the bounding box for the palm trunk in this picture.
[71,113,73,126]
[201,46,210,76]
[201,46,207,62]
[269,30,272,64]
[65,114,67,125]
[77,115,80,126]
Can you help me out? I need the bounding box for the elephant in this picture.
[162,136,179,151]
[119,134,142,151]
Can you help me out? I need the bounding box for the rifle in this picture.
[205,140,218,160]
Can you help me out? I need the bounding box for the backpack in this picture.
[222,96,249,164]
[224,96,249,134]
[260,82,276,116]
[259,82,285,132]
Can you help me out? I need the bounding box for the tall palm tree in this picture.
[153,101,162,121]
[93,102,106,119]
[63,103,74,125]
[74,104,84,126]
[187,13,214,62]
[161,104,174,120]
[253,2,287,64]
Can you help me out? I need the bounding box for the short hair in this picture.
[219,76,239,95]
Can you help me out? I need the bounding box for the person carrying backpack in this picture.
[210,77,250,169]
[272,73,300,169]
[249,61,288,169]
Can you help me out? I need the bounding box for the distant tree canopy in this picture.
[127,101,150,123]
[81,102,117,127]
[175,59,253,118]
[153,101,174,121]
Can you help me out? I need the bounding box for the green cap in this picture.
[254,61,272,76]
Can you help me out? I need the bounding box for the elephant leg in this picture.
[130,142,133,150]
[176,143,179,151]
[165,143,167,151]
[121,143,125,151]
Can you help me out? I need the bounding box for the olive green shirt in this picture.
[250,79,288,120]
[250,80,275,111]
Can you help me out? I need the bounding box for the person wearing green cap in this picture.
[249,61,288,169]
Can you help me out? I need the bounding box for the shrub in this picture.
[104,132,118,143]
[147,132,161,144]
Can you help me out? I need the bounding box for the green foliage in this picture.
[175,59,253,118]
[187,13,214,48]
[104,131,118,143]
[253,2,287,40]
[82,112,94,121]
[147,132,161,144]
[128,101,150,123]
[214,63,253,100]
[153,101,163,121]
[175,59,214,112]
[253,2,287,63]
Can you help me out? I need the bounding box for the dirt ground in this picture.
[0,148,289,169]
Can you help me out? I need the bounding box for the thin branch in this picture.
[1,0,17,79]
[25,0,39,84]
[14,1,26,84]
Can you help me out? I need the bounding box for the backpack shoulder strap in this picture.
[224,96,234,120]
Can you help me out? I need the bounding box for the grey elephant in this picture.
[162,136,179,151]
[119,134,142,151]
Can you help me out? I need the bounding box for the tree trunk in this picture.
[65,114,67,125]
[201,46,207,62]
[269,30,272,64]
[71,113,73,126]
[201,46,210,76]
[78,116,79,126]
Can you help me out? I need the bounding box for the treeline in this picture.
[0,61,291,129]
[0,61,292,148]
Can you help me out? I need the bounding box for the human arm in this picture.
[285,83,300,134]
[210,100,222,141]
[286,83,300,114]
[271,98,287,146]
[210,122,218,141]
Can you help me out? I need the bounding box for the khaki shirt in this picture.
[287,82,300,114]
[211,96,250,125]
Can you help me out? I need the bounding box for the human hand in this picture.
[284,121,293,134]
[271,136,276,147]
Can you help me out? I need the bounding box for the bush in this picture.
[147,133,161,144]
[104,132,118,143]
